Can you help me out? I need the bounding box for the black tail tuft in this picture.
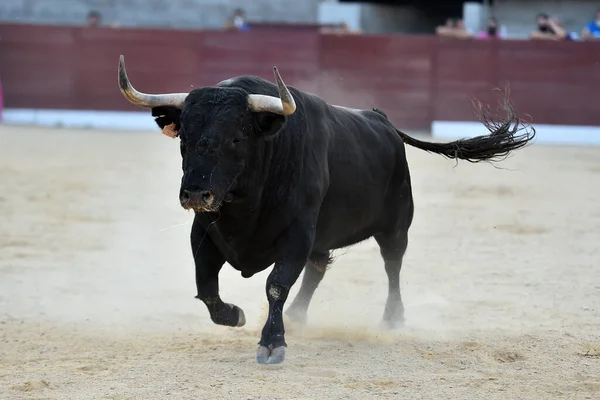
[396,87,536,164]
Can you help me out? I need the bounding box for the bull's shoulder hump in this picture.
[331,104,364,113]
[216,77,239,87]
[330,105,386,121]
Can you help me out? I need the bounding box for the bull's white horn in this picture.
[118,55,188,109]
[247,66,296,116]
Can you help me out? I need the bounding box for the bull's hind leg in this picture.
[284,251,331,324]
[374,230,409,329]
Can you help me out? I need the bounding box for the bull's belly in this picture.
[206,179,393,272]
[311,168,404,251]
[312,204,384,252]
[313,223,380,252]
[212,222,376,275]
[226,255,276,276]
[210,233,278,276]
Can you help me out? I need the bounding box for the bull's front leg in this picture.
[256,214,316,364]
[191,214,245,327]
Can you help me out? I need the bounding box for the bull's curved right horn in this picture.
[247,66,296,116]
[118,55,188,109]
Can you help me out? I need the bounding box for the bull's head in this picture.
[117,55,296,213]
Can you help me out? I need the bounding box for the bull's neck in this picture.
[243,131,297,197]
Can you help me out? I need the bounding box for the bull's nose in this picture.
[200,190,214,204]
[180,189,192,205]
[179,189,214,209]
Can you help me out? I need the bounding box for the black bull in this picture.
[117,55,535,364]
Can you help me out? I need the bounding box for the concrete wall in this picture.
[1,0,596,36]
[492,0,599,39]
[360,4,432,34]
[463,2,490,35]
[0,0,321,29]
[318,2,361,31]
[317,2,433,35]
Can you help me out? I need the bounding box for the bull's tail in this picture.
[391,90,536,163]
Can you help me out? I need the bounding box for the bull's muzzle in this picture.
[180,189,215,211]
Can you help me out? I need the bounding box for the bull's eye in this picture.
[232,138,241,144]
[197,140,209,154]
[197,139,215,156]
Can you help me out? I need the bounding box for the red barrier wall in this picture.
[1,23,599,130]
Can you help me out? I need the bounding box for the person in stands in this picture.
[320,22,362,35]
[476,17,504,39]
[436,18,457,36]
[225,8,250,31]
[530,13,569,40]
[581,9,600,40]
[436,18,473,39]
[86,10,102,27]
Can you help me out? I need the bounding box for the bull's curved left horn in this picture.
[118,55,188,109]
[247,67,296,116]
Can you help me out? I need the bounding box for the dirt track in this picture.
[1,125,599,399]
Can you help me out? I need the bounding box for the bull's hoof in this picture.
[256,345,286,364]
[381,317,405,330]
[256,345,270,364]
[226,303,246,327]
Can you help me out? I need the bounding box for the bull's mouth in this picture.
[191,205,221,213]
[181,201,221,213]
[181,192,235,213]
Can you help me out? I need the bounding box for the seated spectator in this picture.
[436,18,456,36]
[436,18,473,39]
[530,13,569,40]
[225,8,250,31]
[86,10,101,27]
[320,22,362,35]
[455,19,474,38]
[581,9,600,40]
[476,17,504,39]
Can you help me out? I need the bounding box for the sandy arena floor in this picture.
[0,124,599,400]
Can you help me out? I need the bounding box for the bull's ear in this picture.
[253,112,286,138]
[152,106,181,137]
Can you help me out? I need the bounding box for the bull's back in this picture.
[312,107,410,251]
